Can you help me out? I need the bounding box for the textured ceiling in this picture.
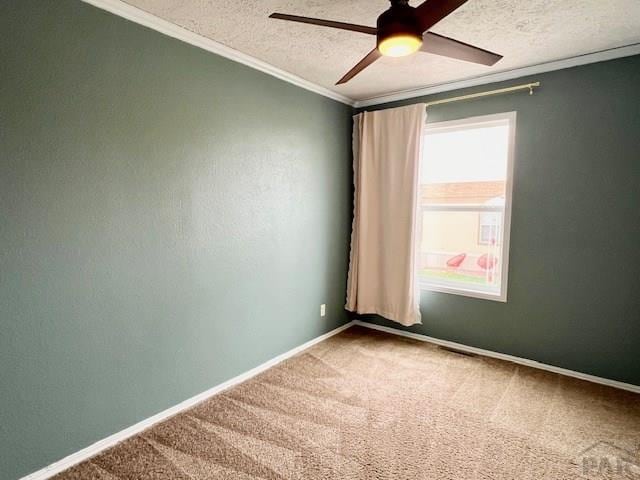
[122,0,640,101]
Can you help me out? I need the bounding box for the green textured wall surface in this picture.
[0,1,352,478]
[357,55,640,387]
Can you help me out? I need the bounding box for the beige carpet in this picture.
[54,326,640,479]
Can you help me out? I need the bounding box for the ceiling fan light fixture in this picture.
[376,0,423,57]
[378,34,423,57]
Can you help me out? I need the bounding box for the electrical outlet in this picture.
[320,304,326,317]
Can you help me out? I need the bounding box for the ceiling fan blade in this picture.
[336,48,382,85]
[421,32,502,66]
[269,13,377,35]
[414,0,470,33]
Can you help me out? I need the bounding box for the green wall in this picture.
[2,1,639,478]
[357,55,640,387]
[0,1,352,478]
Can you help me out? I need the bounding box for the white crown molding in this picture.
[80,0,355,106]
[353,320,640,394]
[354,43,640,108]
[81,0,640,111]
[19,322,354,480]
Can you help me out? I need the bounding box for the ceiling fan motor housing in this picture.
[376,0,423,50]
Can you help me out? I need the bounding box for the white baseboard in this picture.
[20,318,638,479]
[353,320,640,394]
[20,322,354,480]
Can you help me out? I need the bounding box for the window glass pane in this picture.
[421,125,509,185]
[419,210,504,294]
[419,118,511,298]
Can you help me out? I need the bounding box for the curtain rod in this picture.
[425,82,541,108]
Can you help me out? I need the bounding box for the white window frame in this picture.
[419,111,516,303]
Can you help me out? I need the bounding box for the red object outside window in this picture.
[477,253,497,270]
[446,253,466,268]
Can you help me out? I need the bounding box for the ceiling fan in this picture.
[269,0,502,85]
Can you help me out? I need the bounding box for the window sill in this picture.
[420,282,507,303]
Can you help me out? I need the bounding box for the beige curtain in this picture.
[345,104,426,327]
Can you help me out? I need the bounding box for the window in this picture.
[478,212,501,245]
[418,112,515,301]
